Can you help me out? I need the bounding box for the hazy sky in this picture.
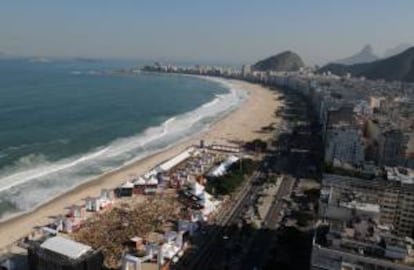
[0,0,413,65]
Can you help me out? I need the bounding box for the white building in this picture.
[241,64,251,78]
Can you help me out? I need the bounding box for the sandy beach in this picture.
[0,78,282,253]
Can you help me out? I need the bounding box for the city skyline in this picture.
[0,1,414,65]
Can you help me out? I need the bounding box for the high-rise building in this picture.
[325,127,365,167]
[241,64,251,78]
[324,106,365,167]
[378,129,408,167]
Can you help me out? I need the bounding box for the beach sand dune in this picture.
[0,79,282,252]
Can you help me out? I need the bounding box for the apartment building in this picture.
[312,173,414,270]
[322,172,414,237]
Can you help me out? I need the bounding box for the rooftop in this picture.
[40,236,92,259]
[315,217,414,265]
[317,174,414,267]
[157,147,195,172]
[386,167,414,184]
[339,201,380,213]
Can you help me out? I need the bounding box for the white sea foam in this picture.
[0,148,109,193]
[0,76,248,220]
[201,97,219,108]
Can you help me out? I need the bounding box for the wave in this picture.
[201,97,219,108]
[164,116,176,127]
[0,76,248,220]
[0,139,70,158]
[0,148,109,193]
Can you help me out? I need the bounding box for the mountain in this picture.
[333,45,378,65]
[252,51,304,72]
[319,47,414,82]
[384,43,412,58]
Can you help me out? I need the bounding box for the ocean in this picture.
[0,58,247,220]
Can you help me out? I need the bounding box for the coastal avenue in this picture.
[174,169,264,269]
[174,164,295,270]
[194,172,264,269]
[240,177,295,270]
[198,177,295,270]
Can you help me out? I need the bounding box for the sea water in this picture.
[0,58,247,219]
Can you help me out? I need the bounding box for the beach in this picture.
[0,78,282,253]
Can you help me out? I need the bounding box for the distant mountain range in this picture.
[383,43,412,58]
[333,45,378,65]
[252,51,304,72]
[319,47,414,82]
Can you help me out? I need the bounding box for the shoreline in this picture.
[0,74,243,223]
[0,78,282,253]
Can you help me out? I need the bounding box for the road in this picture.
[264,176,295,229]
[240,176,295,270]
[193,172,263,269]
[174,170,263,270]
[182,173,294,270]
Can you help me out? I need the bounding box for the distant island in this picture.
[74,57,102,62]
[28,57,52,63]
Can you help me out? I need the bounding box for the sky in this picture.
[0,0,413,65]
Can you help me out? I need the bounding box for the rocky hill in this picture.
[252,51,304,72]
